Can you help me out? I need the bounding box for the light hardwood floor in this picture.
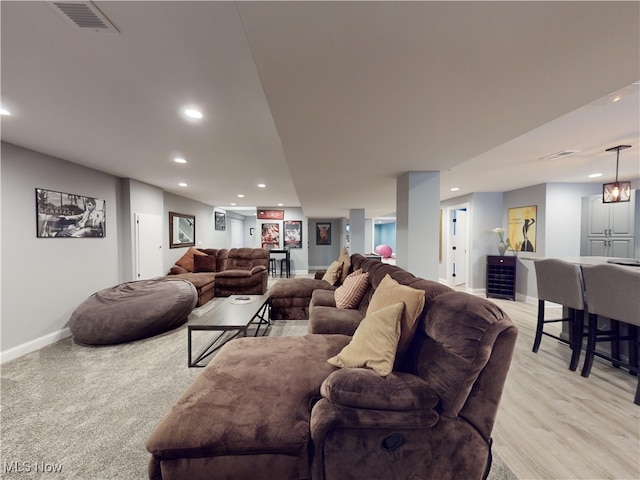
[487,297,640,480]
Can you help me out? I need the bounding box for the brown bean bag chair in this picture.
[69,278,197,345]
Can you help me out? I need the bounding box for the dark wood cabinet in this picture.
[486,256,516,301]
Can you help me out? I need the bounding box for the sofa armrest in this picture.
[169,265,189,275]
[251,265,267,274]
[214,269,251,278]
[320,368,439,411]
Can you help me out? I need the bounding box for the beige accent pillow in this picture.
[327,302,404,376]
[322,261,343,286]
[367,274,426,356]
[335,271,369,309]
[175,247,207,272]
[337,246,351,283]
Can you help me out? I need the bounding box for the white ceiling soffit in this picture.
[49,1,119,34]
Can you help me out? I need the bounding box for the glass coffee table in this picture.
[188,293,271,367]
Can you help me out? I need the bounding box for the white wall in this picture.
[255,207,309,273]
[308,218,342,270]
[163,192,219,271]
[120,178,164,281]
[1,143,120,355]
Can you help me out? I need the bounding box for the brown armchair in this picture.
[310,291,518,480]
[213,248,269,297]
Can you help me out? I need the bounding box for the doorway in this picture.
[447,205,469,288]
[230,218,244,248]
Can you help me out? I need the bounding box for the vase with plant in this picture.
[492,227,507,256]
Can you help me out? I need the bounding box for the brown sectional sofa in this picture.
[168,247,269,306]
[146,254,518,480]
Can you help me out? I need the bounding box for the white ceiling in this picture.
[2,1,639,219]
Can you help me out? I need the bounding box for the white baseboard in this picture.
[0,328,71,365]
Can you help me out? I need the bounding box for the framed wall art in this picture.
[316,222,331,245]
[261,222,280,249]
[284,220,302,248]
[36,188,106,238]
[169,212,195,248]
[508,205,537,252]
[215,211,226,231]
[257,209,284,220]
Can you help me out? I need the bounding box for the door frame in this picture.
[445,202,470,288]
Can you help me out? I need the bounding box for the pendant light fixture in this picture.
[602,145,631,203]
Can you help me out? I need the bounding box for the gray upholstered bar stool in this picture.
[580,264,640,405]
[533,259,586,371]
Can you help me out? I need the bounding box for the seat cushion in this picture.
[308,306,364,336]
[69,279,197,345]
[146,334,351,459]
[170,272,216,290]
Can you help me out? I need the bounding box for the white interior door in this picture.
[135,213,163,279]
[230,218,244,248]
[453,210,468,286]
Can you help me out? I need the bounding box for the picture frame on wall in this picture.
[508,205,537,252]
[35,188,106,238]
[215,211,226,231]
[284,220,302,248]
[261,222,280,249]
[316,222,331,245]
[257,209,284,220]
[169,211,196,248]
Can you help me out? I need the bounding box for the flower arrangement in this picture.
[492,227,505,243]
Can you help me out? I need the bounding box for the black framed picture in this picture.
[284,220,302,248]
[316,222,331,245]
[215,211,226,231]
[36,188,106,238]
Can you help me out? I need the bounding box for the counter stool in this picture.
[280,257,291,278]
[533,259,586,371]
[269,258,277,277]
[580,264,640,405]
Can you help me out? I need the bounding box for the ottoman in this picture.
[69,278,197,345]
[269,278,335,320]
[146,334,350,480]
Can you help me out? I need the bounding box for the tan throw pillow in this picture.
[338,246,351,283]
[367,274,426,356]
[335,271,370,309]
[175,247,207,272]
[327,302,404,377]
[322,261,343,286]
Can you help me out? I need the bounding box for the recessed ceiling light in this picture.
[237,194,245,198]
[178,182,188,187]
[184,108,203,119]
[0,108,11,116]
[230,203,236,206]
[278,203,283,206]
[589,173,603,178]
[450,187,460,192]
[257,183,266,188]
[174,157,187,164]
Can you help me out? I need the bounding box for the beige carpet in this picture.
[1,301,517,479]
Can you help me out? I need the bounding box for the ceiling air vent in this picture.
[50,1,119,34]
[540,150,580,161]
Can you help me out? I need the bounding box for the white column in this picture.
[396,172,440,280]
[349,208,366,255]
